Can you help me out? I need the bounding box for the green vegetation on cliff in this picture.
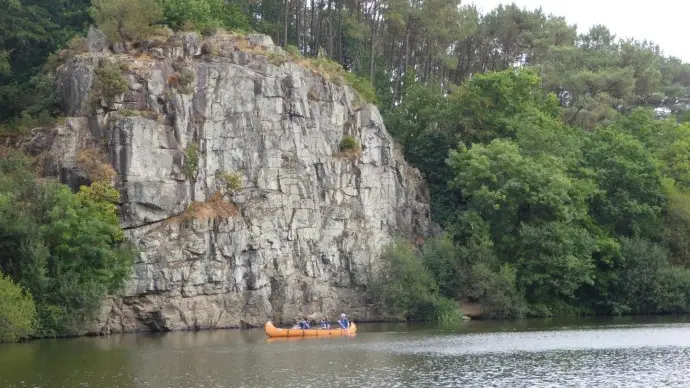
[0,149,134,341]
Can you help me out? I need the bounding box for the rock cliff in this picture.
[30,31,432,333]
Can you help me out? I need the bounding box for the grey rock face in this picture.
[179,32,202,57]
[47,33,432,333]
[56,56,99,116]
[87,27,108,53]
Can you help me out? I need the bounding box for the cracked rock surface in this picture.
[36,32,432,333]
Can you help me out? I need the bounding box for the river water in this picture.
[2,315,690,387]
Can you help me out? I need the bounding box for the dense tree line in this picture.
[373,69,690,320]
[2,0,690,328]
[4,1,690,129]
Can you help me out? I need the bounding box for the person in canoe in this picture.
[338,313,350,330]
[292,317,310,329]
[319,317,331,329]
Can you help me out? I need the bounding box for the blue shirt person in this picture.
[337,313,350,329]
[292,318,310,329]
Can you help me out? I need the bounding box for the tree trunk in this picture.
[326,0,333,56]
[310,0,316,55]
[296,0,301,50]
[284,0,289,47]
[368,1,378,83]
[391,15,411,110]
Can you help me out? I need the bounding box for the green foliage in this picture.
[339,136,360,152]
[661,180,690,265]
[0,273,36,342]
[450,69,560,144]
[421,235,461,297]
[610,237,690,314]
[90,0,163,44]
[0,0,90,124]
[159,0,249,33]
[581,127,664,237]
[183,142,200,180]
[426,296,462,324]
[341,71,378,104]
[160,0,217,31]
[469,262,526,319]
[369,240,441,320]
[92,61,129,104]
[215,170,242,192]
[0,149,134,338]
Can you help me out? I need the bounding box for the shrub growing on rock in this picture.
[92,61,128,104]
[183,142,200,179]
[215,170,242,192]
[339,135,360,152]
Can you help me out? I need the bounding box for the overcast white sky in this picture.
[470,0,689,62]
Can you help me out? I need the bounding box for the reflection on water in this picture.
[2,316,690,387]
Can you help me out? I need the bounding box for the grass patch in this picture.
[425,297,463,324]
[335,135,361,159]
[118,108,140,116]
[165,192,238,225]
[116,109,161,121]
[215,170,242,192]
[76,148,117,182]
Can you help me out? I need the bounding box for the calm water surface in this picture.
[2,316,690,387]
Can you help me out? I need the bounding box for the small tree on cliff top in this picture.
[90,0,163,44]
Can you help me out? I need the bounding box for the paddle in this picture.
[339,319,354,336]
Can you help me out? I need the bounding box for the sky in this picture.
[469,0,690,62]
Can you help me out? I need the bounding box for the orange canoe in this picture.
[264,321,357,338]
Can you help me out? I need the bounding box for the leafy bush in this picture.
[66,36,88,54]
[90,0,163,44]
[92,61,128,103]
[469,263,526,319]
[159,0,248,32]
[422,235,461,298]
[0,150,134,338]
[183,142,200,179]
[426,296,462,324]
[608,236,690,315]
[339,136,360,152]
[0,273,36,342]
[369,240,440,320]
